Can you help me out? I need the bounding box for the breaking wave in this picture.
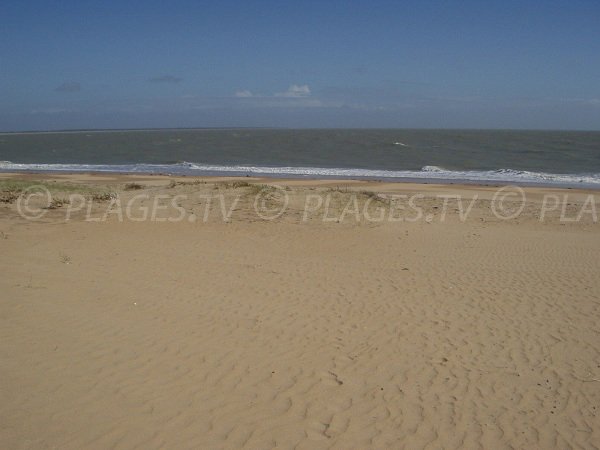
[1,161,599,187]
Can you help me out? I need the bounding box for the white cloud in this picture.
[275,84,311,98]
[235,90,254,98]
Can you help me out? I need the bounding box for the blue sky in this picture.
[1,0,599,131]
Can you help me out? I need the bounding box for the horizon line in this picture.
[2,126,600,135]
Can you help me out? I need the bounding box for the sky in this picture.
[1,0,599,131]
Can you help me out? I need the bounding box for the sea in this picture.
[1,128,599,187]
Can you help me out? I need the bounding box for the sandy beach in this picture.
[1,172,599,449]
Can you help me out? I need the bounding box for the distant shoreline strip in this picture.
[2,161,600,188]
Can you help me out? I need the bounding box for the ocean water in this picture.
[1,129,599,186]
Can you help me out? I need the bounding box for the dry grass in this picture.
[0,179,116,203]
[0,192,19,204]
[168,179,207,188]
[91,192,117,202]
[327,185,352,194]
[46,198,70,209]
[359,190,389,205]
[124,183,143,191]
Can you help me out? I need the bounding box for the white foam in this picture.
[422,165,445,172]
[1,161,599,186]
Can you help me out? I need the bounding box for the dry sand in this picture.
[1,173,599,449]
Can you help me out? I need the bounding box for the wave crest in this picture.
[1,161,599,186]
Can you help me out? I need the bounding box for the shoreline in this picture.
[2,169,600,191]
[2,170,600,195]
